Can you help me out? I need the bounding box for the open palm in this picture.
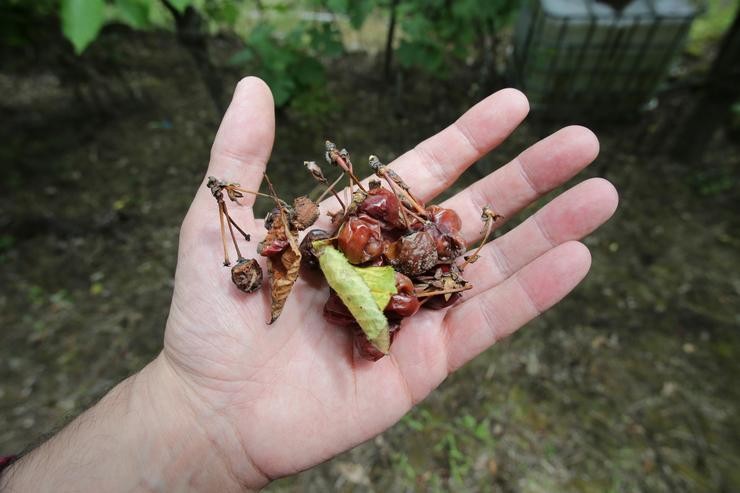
[160,77,618,488]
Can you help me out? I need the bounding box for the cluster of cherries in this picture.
[300,181,471,361]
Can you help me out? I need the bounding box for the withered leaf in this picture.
[260,207,301,323]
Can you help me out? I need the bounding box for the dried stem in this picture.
[459,207,502,271]
[218,200,230,266]
[326,141,367,193]
[316,173,346,210]
[222,202,243,261]
[415,284,472,298]
[226,214,250,241]
[370,156,426,215]
[230,186,277,201]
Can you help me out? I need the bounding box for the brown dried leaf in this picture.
[261,208,302,323]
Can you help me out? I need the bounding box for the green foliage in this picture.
[395,0,521,77]
[61,0,106,54]
[230,20,344,107]
[115,0,150,28]
[686,0,739,56]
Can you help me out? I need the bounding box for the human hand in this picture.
[155,77,618,490]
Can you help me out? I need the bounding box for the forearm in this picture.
[0,355,253,493]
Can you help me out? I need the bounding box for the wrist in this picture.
[131,354,258,492]
[1,354,264,492]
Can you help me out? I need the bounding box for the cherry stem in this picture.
[218,200,230,266]
[415,284,472,298]
[332,151,367,193]
[222,202,243,261]
[459,211,500,271]
[316,173,346,210]
[230,186,276,201]
[227,214,250,240]
[377,167,426,215]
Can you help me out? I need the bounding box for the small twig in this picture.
[415,284,472,298]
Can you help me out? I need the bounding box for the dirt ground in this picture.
[1,29,738,492]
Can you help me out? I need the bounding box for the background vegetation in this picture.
[1,0,738,491]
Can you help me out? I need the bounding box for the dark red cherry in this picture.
[337,214,385,264]
[385,272,420,319]
[323,290,356,326]
[427,205,462,234]
[359,187,403,229]
[299,229,330,269]
[352,322,401,361]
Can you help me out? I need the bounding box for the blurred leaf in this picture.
[205,1,238,25]
[115,0,149,28]
[228,48,253,66]
[60,0,105,54]
[307,23,343,58]
[168,0,191,13]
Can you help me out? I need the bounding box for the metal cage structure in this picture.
[511,0,703,118]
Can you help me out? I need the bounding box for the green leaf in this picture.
[352,264,397,313]
[115,0,149,28]
[315,244,396,353]
[60,0,105,54]
[168,0,191,13]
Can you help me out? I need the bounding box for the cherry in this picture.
[337,214,385,264]
[427,205,462,233]
[353,322,401,361]
[299,229,331,268]
[323,290,356,326]
[358,187,404,230]
[385,272,420,319]
[387,230,438,276]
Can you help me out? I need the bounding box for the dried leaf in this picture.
[260,208,301,323]
[315,243,396,354]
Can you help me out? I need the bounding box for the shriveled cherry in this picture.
[385,272,420,319]
[299,229,330,268]
[427,205,462,234]
[323,290,356,326]
[337,214,385,264]
[359,187,404,229]
[352,322,401,361]
[387,230,438,277]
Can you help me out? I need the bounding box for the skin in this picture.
[1,77,618,492]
